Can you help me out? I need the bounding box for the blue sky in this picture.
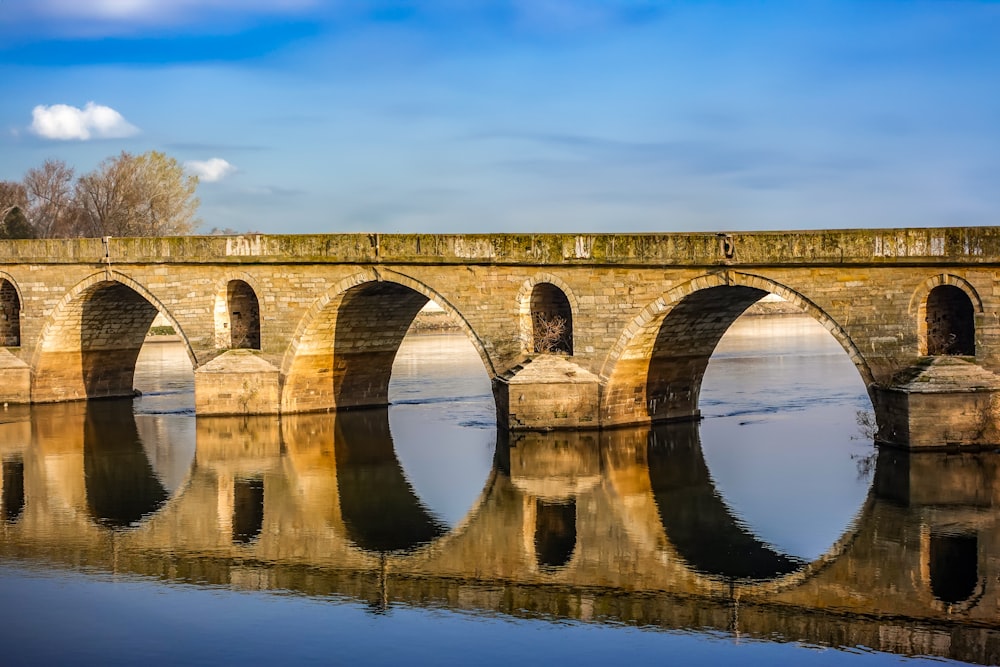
[0,1,998,235]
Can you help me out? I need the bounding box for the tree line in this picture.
[0,151,200,239]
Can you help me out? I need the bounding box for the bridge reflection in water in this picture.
[0,402,998,665]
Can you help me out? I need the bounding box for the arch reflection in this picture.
[534,499,576,570]
[1,457,24,522]
[928,531,979,605]
[333,409,447,553]
[83,401,189,529]
[3,407,1000,664]
[232,477,265,544]
[647,422,808,581]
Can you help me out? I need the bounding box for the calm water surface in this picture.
[0,316,997,666]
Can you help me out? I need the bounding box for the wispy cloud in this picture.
[9,0,319,34]
[185,157,237,182]
[474,131,781,177]
[30,102,138,140]
[508,0,665,33]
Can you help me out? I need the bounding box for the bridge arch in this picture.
[31,271,197,403]
[211,271,264,350]
[600,271,873,427]
[280,269,493,414]
[517,273,579,356]
[909,274,983,357]
[0,271,23,347]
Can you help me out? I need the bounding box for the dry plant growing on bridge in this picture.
[533,313,569,354]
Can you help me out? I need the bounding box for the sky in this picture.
[0,0,998,235]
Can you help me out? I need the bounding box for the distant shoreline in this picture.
[742,300,803,316]
[144,304,805,342]
[145,334,182,342]
[407,300,803,335]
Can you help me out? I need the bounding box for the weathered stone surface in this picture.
[875,357,1000,449]
[496,356,600,431]
[194,350,280,415]
[0,349,29,404]
[2,229,1000,446]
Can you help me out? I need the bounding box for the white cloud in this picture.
[186,158,236,182]
[30,102,139,141]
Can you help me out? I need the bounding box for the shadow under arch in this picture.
[280,270,494,414]
[0,271,23,347]
[600,271,874,427]
[31,271,197,402]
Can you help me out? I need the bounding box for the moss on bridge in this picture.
[2,227,1000,266]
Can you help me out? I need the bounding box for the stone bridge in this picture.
[2,228,1000,448]
[0,404,997,664]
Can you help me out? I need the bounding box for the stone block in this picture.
[0,349,30,404]
[195,350,280,415]
[494,355,600,431]
[875,357,1000,449]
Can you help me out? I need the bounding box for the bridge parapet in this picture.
[2,227,1000,266]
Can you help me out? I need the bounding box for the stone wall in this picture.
[0,229,999,442]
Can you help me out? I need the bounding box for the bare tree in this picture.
[0,181,28,212]
[75,151,200,237]
[23,159,76,238]
[533,313,569,354]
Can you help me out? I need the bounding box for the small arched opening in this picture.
[227,280,261,350]
[925,285,975,356]
[530,283,573,355]
[0,279,21,347]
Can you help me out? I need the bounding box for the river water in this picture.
[0,315,997,666]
